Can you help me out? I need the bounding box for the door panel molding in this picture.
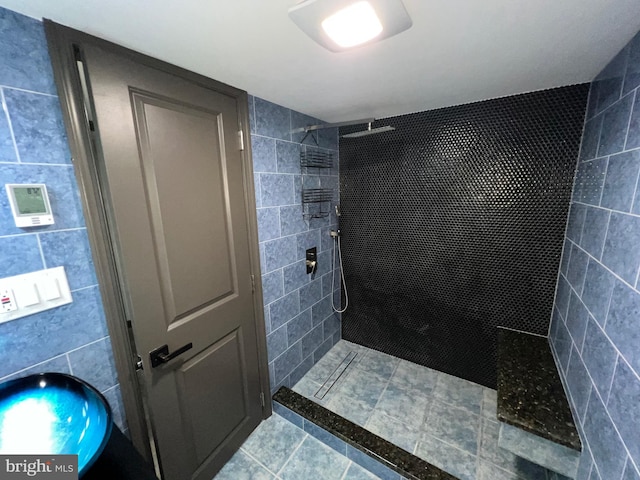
[176,329,248,465]
[44,20,271,471]
[130,91,237,324]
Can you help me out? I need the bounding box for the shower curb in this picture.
[272,387,457,480]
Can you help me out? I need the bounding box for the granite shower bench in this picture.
[496,328,582,479]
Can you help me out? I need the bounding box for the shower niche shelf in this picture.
[300,150,334,219]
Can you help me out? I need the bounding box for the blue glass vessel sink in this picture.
[0,373,112,477]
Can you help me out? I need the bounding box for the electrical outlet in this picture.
[0,289,17,313]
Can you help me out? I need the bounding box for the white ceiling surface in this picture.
[2,0,640,122]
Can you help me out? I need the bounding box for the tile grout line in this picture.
[368,356,401,417]
[605,356,619,406]
[35,233,47,269]
[623,89,638,151]
[238,446,282,479]
[0,85,58,97]
[338,460,351,480]
[71,284,100,293]
[591,114,605,161]
[571,200,640,219]
[251,133,339,152]
[1,87,22,163]
[0,351,70,382]
[580,385,593,424]
[275,432,308,478]
[413,375,439,456]
[565,238,639,299]
[568,349,639,471]
[628,455,640,480]
[475,397,485,478]
[597,211,612,262]
[65,353,73,376]
[38,226,88,235]
[64,335,110,355]
[0,161,74,167]
[0,231,43,239]
[595,155,610,211]
[566,318,633,410]
[594,88,636,130]
[624,141,640,216]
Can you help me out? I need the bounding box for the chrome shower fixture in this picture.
[291,118,375,134]
[341,122,395,138]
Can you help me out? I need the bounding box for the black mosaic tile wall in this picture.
[339,85,589,388]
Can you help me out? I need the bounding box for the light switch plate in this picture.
[40,277,61,301]
[0,267,72,324]
[15,283,39,307]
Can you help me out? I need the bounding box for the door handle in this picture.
[149,342,193,368]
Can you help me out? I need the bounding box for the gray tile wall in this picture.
[248,96,342,394]
[0,8,126,432]
[550,30,640,480]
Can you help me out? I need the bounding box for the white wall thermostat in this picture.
[5,184,55,227]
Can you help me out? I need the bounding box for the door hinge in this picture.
[251,274,255,293]
[260,392,265,408]
[237,130,245,151]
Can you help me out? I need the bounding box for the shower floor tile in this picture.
[293,340,567,480]
[214,414,386,480]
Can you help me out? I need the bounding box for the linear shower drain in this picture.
[314,351,358,400]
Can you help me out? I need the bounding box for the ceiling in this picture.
[2,0,640,122]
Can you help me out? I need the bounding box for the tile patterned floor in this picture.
[292,340,564,480]
[214,414,385,480]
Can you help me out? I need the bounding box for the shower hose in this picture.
[331,234,349,313]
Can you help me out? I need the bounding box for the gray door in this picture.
[81,42,264,480]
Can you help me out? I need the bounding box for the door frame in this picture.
[44,20,271,462]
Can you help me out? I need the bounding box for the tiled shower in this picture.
[267,82,594,479]
[251,30,640,480]
[338,84,588,389]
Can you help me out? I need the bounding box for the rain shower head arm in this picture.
[341,123,396,138]
[290,118,375,134]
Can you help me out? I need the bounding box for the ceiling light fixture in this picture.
[288,0,412,52]
[321,2,382,48]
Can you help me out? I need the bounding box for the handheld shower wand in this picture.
[331,205,348,313]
